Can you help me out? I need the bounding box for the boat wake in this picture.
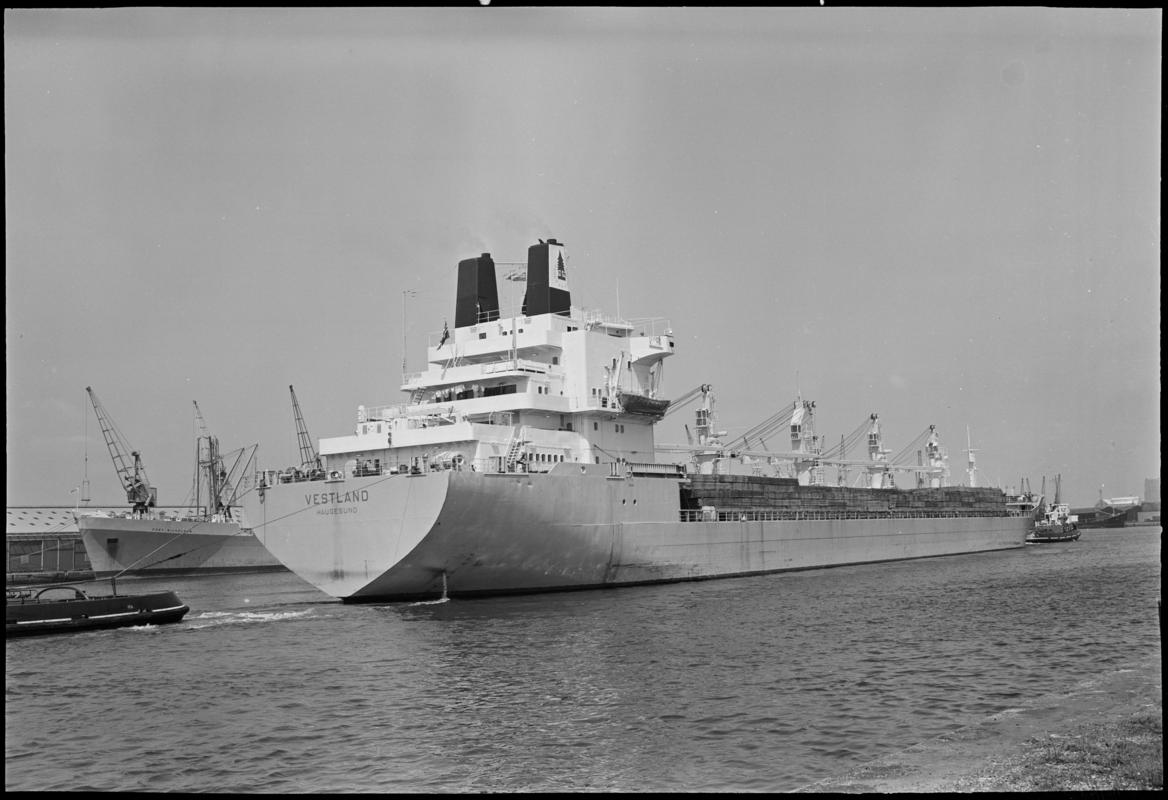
[408,597,450,607]
[119,624,167,635]
[185,609,314,629]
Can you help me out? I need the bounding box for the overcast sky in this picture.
[6,7,1160,508]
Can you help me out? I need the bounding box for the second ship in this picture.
[241,238,1031,602]
[77,388,284,578]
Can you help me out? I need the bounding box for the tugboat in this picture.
[6,582,189,638]
[1026,474,1080,543]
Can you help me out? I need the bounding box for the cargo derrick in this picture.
[663,386,951,489]
[85,386,157,516]
[668,385,981,515]
[192,400,256,520]
[290,385,325,481]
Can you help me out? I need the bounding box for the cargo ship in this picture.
[78,390,284,578]
[78,512,282,577]
[241,238,1030,602]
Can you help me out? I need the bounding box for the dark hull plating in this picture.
[6,589,190,638]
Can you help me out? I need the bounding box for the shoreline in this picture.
[797,651,1162,792]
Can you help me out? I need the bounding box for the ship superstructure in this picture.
[243,238,1030,602]
[263,239,674,485]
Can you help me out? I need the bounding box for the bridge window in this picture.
[483,384,518,398]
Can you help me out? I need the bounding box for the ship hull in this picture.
[77,515,285,577]
[244,466,1029,602]
[1076,512,1127,529]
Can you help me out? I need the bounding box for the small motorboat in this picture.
[6,584,189,638]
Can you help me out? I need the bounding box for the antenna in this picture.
[401,289,417,382]
[502,267,527,367]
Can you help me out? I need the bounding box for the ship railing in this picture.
[481,357,550,376]
[627,462,687,478]
[578,309,672,336]
[363,402,410,420]
[679,509,1013,522]
[81,507,208,522]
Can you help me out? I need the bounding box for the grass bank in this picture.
[964,702,1162,791]
[798,654,1162,793]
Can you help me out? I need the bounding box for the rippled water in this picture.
[6,527,1161,792]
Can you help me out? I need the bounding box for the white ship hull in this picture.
[244,464,1028,602]
[78,515,285,577]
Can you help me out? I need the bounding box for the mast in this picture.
[401,289,416,385]
[193,401,210,516]
[193,400,253,520]
[963,426,979,487]
[503,266,526,369]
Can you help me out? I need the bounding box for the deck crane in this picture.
[85,386,156,516]
[290,385,324,480]
[663,384,709,419]
[888,425,950,489]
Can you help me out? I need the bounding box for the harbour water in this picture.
[5,527,1161,792]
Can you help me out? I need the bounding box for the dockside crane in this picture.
[85,386,156,516]
[290,385,324,480]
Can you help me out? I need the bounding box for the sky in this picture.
[5,7,1161,509]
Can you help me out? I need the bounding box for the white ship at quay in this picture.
[242,238,1029,602]
[78,389,283,578]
